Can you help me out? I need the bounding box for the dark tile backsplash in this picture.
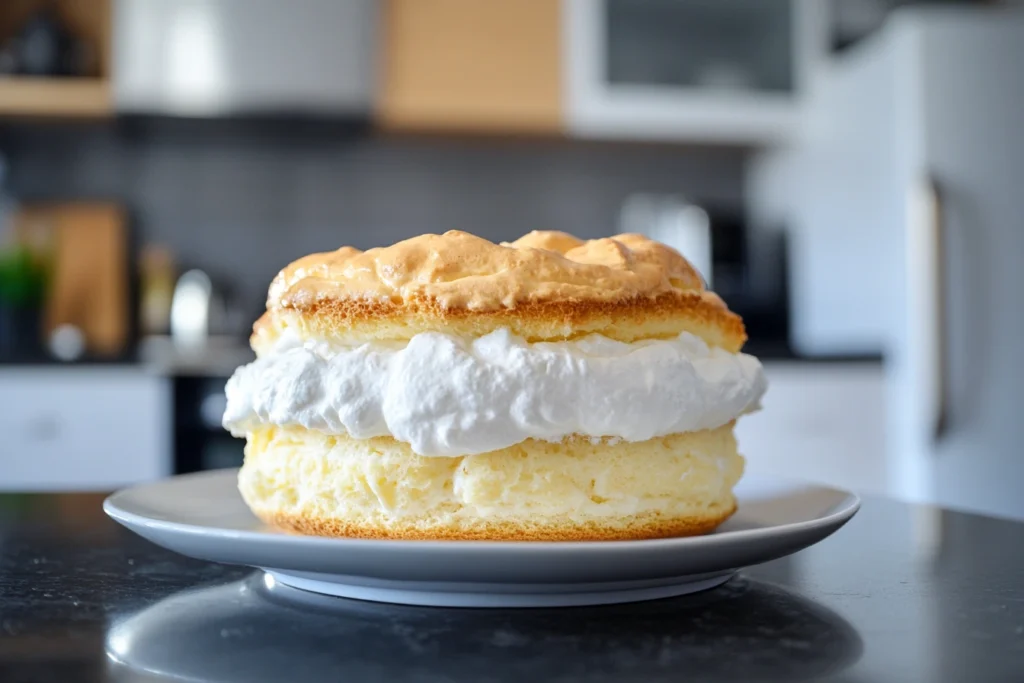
[0,121,747,314]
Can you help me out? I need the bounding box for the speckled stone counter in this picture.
[1,490,1022,682]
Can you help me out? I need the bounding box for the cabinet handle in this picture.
[924,176,948,443]
[26,414,62,441]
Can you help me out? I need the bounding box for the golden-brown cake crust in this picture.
[251,504,736,542]
[253,230,746,352]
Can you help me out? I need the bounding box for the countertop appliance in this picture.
[620,195,791,352]
[620,194,713,285]
[747,7,1024,519]
[113,0,377,116]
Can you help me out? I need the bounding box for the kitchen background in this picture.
[1,0,1021,521]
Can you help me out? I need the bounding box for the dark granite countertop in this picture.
[1,490,1021,683]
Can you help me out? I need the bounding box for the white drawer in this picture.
[0,369,170,490]
[736,362,887,495]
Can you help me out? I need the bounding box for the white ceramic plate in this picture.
[104,469,859,608]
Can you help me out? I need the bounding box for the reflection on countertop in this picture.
[107,573,863,683]
[1,492,1023,682]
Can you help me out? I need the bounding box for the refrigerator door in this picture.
[918,13,1024,519]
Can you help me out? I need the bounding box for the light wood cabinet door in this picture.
[379,0,562,134]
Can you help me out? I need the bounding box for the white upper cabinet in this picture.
[563,0,827,144]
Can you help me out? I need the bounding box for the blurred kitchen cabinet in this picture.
[0,369,170,491]
[563,0,826,143]
[736,362,887,496]
[0,0,112,118]
[379,0,563,134]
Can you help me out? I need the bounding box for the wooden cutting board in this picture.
[14,202,128,356]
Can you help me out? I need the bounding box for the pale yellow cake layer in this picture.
[238,424,744,541]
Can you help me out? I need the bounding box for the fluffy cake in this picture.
[223,230,766,541]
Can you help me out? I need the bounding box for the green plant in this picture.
[0,245,49,308]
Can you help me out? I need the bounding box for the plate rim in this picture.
[103,468,861,552]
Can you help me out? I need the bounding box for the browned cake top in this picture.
[267,230,707,310]
[254,230,746,352]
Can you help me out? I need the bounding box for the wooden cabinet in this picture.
[379,0,563,134]
[0,0,112,118]
[379,0,826,142]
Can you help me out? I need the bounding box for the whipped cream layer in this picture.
[223,329,766,457]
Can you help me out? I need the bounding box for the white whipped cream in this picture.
[223,329,766,457]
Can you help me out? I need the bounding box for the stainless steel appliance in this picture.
[113,0,377,116]
[173,374,242,474]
